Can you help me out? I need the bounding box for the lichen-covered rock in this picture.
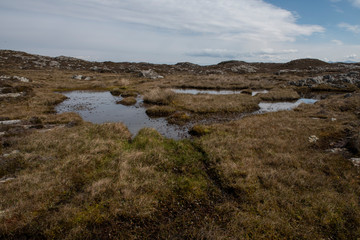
[139,69,164,79]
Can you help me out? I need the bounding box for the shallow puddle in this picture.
[56,91,189,139]
[257,98,317,113]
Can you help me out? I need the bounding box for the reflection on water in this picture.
[56,91,319,140]
[56,91,189,139]
[172,89,243,95]
[258,98,317,113]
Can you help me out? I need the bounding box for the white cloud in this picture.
[331,39,344,45]
[338,23,360,33]
[345,54,357,60]
[0,0,324,43]
[188,48,298,60]
[349,0,360,7]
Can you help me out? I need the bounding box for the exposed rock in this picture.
[290,72,360,89]
[49,61,60,68]
[308,135,319,143]
[276,69,300,75]
[0,93,24,98]
[230,65,257,73]
[0,176,16,184]
[0,120,21,125]
[350,158,360,167]
[72,75,83,80]
[139,69,164,79]
[0,75,30,82]
[72,75,92,81]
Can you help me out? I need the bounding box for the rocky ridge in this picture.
[1,50,359,77]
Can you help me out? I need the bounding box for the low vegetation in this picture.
[145,106,177,117]
[117,97,137,106]
[172,93,260,113]
[1,51,360,239]
[258,88,300,101]
[143,88,175,105]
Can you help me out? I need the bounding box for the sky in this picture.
[0,0,359,64]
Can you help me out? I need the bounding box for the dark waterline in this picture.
[55,91,190,139]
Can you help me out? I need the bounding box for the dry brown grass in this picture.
[143,88,176,105]
[258,87,300,101]
[172,93,260,113]
[194,94,360,239]
[1,62,360,239]
[117,97,137,106]
[145,105,176,117]
[166,73,275,90]
[0,125,214,239]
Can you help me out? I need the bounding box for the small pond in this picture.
[257,98,318,113]
[56,91,318,140]
[56,91,189,139]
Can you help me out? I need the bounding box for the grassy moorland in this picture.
[1,51,360,239]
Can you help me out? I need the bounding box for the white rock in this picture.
[308,135,319,143]
[0,75,11,80]
[0,120,21,125]
[72,75,83,80]
[0,93,23,98]
[49,61,60,68]
[0,177,15,184]
[13,76,30,82]
[140,69,164,79]
[350,158,360,167]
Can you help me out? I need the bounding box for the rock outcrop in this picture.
[290,72,360,89]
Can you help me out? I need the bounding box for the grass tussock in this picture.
[143,88,175,105]
[173,93,260,113]
[258,88,300,101]
[145,106,176,117]
[117,97,137,106]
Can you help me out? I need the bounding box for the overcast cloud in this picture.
[0,0,359,63]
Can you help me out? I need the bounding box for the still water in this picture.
[258,98,317,113]
[56,91,317,139]
[56,91,189,139]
